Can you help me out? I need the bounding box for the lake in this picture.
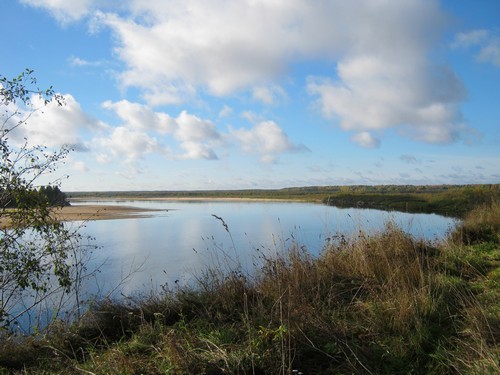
[70,199,458,297]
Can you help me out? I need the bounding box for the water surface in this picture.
[71,200,457,296]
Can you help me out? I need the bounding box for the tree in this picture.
[38,185,69,207]
[0,69,90,331]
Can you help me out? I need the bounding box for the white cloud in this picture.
[350,132,380,149]
[92,0,448,105]
[102,99,176,133]
[231,121,308,163]
[95,126,163,163]
[308,58,466,145]
[452,29,500,67]
[95,153,112,164]
[218,105,233,118]
[477,38,500,66]
[20,0,97,23]
[24,0,471,147]
[97,0,466,145]
[452,29,489,48]
[94,5,289,102]
[177,142,218,161]
[69,159,89,172]
[101,101,222,161]
[98,102,306,163]
[69,56,103,67]
[241,111,261,123]
[252,85,286,105]
[174,111,220,144]
[173,111,221,160]
[8,93,98,151]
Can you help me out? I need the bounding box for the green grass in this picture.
[1,202,498,374]
[322,185,499,217]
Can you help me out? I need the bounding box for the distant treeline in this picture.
[67,184,499,217]
[1,185,69,208]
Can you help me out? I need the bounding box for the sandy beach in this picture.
[51,205,164,221]
[0,205,163,228]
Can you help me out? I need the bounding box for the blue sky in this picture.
[1,0,499,191]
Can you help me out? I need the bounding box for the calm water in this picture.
[70,200,458,296]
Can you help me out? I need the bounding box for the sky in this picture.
[1,0,499,191]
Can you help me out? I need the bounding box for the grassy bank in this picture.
[322,185,499,217]
[68,184,499,217]
[0,202,498,374]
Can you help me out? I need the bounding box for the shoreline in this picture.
[51,205,165,221]
[1,198,310,227]
[1,197,316,228]
[68,197,311,203]
[0,205,164,228]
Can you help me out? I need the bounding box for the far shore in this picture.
[65,185,498,218]
[68,196,310,203]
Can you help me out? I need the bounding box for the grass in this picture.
[0,202,498,374]
[322,185,499,217]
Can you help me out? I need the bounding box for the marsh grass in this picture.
[449,201,500,245]
[1,203,498,374]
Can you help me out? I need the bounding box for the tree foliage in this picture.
[1,185,69,209]
[0,69,89,331]
[38,185,69,207]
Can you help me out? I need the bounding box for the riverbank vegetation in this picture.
[1,71,90,332]
[69,183,499,217]
[1,201,498,374]
[1,185,69,209]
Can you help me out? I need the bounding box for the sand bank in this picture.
[50,205,163,221]
[0,205,163,228]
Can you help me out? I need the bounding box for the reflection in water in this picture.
[72,200,457,298]
[7,200,457,332]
